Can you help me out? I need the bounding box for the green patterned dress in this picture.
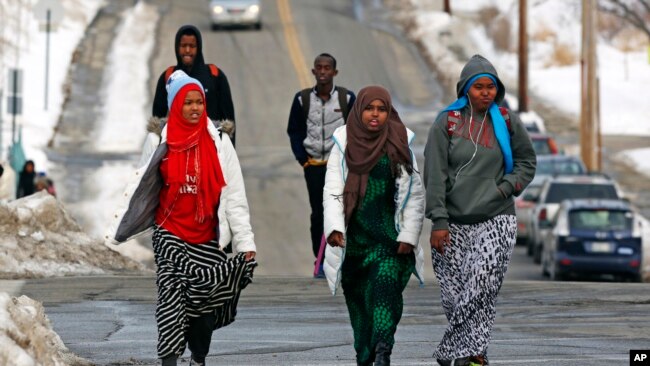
[341,154,416,364]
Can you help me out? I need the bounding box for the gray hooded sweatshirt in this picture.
[423,55,536,230]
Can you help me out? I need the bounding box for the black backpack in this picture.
[300,86,350,122]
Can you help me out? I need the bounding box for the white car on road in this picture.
[210,0,262,30]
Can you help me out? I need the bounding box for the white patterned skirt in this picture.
[152,226,256,359]
[431,215,516,362]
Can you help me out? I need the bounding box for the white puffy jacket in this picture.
[323,126,425,295]
[105,118,256,254]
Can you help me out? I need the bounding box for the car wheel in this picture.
[211,23,220,31]
[254,22,262,30]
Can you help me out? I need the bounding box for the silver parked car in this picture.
[527,174,622,264]
[210,0,262,30]
[516,155,587,245]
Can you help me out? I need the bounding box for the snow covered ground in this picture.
[0,293,92,365]
[0,192,144,279]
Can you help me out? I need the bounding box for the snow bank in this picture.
[0,293,91,365]
[0,191,145,279]
[95,1,159,152]
[618,148,650,178]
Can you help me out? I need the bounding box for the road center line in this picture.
[277,0,312,89]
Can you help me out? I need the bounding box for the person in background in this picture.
[423,54,536,366]
[0,162,16,201]
[152,25,236,145]
[34,172,56,197]
[323,85,425,366]
[16,160,36,199]
[287,53,356,277]
[109,71,256,366]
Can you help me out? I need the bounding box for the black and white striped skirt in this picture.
[152,226,256,359]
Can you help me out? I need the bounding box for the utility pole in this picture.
[518,0,528,112]
[580,0,601,172]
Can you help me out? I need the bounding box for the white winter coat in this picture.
[105,118,256,254]
[323,126,425,295]
[0,162,16,201]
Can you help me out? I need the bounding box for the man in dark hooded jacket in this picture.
[152,25,236,145]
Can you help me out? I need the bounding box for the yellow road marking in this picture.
[277,0,312,89]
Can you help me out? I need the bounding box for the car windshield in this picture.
[537,160,585,175]
[569,209,633,231]
[545,183,618,203]
[525,123,540,133]
[532,138,552,155]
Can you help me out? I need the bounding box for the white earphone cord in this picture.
[455,96,487,180]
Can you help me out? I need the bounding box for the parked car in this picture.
[516,180,544,244]
[516,155,587,244]
[210,0,262,30]
[529,132,559,156]
[527,175,622,263]
[540,199,643,282]
[518,110,547,133]
[500,94,547,133]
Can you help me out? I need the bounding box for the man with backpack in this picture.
[287,53,356,277]
[152,25,236,145]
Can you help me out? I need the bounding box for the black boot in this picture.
[374,342,392,366]
[189,354,206,366]
[356,353,372,366]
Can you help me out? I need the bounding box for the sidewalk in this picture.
[6,276,648,365]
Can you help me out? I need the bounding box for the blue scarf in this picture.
[441,73,513,174]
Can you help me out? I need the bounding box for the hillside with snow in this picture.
[403,0,650,136]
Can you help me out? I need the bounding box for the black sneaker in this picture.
[436,357,473,366]
[314,263,325,278]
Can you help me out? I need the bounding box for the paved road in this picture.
[2,276,648,365]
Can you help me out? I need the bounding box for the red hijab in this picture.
[166,83,226,223]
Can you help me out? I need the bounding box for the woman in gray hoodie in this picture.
[423,55,536,366]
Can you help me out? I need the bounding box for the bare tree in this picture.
[598,0,650,39]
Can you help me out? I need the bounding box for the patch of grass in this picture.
[531,24,556,43]
[545,42,577,67]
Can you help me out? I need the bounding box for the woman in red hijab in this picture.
[109,71,257,366]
